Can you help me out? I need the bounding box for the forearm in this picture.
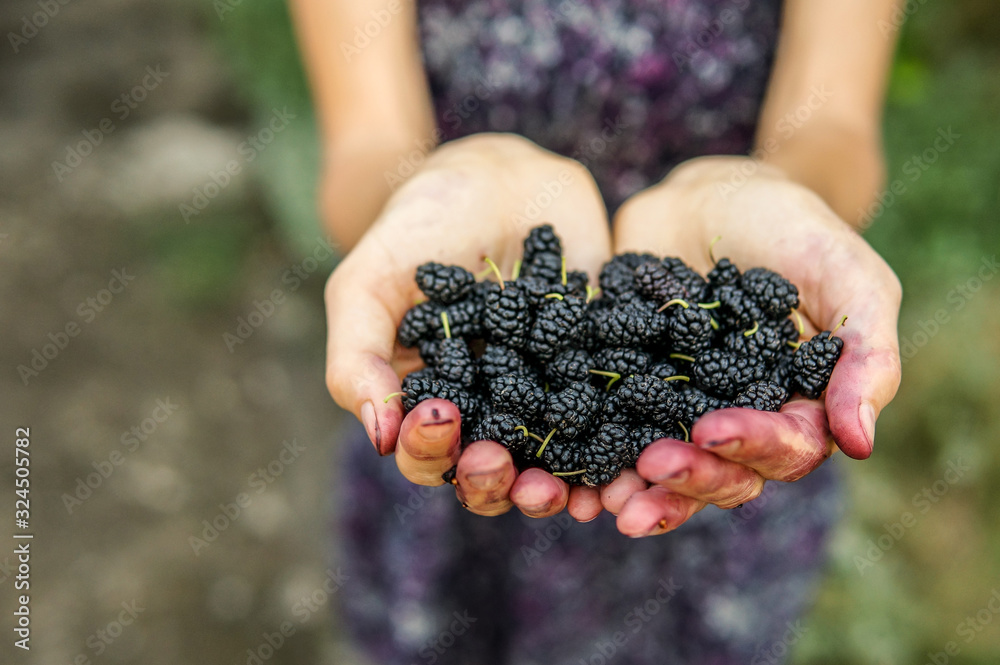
[753,0,901,229]
[287,0,435,250]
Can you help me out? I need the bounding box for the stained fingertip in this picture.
[568,486,602,523]
[600,469,647,516]
[511,469,568,518]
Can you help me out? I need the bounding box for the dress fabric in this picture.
[335,1,844,663]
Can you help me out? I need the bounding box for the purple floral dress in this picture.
[335,1,842,663]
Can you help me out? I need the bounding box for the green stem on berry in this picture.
[475,267,494,280]
[661,375,690,383]
[383,392,406,403]
[744,321,759,337]
[586,285,601,303]
[414,297,427,306]
[697,301,721,309]
[657,298,690,313]
[710,317,719,330]
[482,257,505,289]
[553,469,587,478]
[677,421,690,443]
[544,293,565,300]
[440,311,452,339]
[561,256,567,286]
[511,259,522,281]
[515,425,543,442]
[830,315,849,337]
[787,340,802,350]
[708,235,723,265]
[534,428,558,458]
[588,369,621,390]
[669,353,696,362]
[790,307,805,336]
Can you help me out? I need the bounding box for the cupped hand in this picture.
[323,133,612,519]
[608,156,902,537]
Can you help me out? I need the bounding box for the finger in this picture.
[325,242,419,455]
[510,468,570,518]
[599,469,648,515]
[691,401,832,482]
[616,487,706,538]
[807,236,902,459]
[395,399,462,486]
[636,439,765,509]
[454,441,517,516]
[567,486,603,523]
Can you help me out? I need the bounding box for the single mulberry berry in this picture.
[595,301,665,347]
[474,412,530,455]
[546,349,593,390]
[543,380,601,440]
[692,349,767,398]
[707,258,741,288]
[434,338,477,387]
[398,302,442,347]
[527,294,587,360]
[583,424,630,486]
[482,284,532,349]
[614,374,684,423]
[488,373,547,422]
[522,224,562,265]
[415,262,476,304]
[535,439,588,484]
[665,303,716,356]
[733,381,788,411]
[634,262,685,303]
[790,330,844,399]
[662,257,708,303]
[740,267,799,319]
[715,285,765,330]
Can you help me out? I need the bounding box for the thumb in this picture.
[813,239,903,459]
[324,243,415,456]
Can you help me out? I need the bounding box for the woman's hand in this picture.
[607,156,902,537]
[323,133,613,520]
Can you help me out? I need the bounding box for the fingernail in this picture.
[660,469,690,484]
[417,418,456,444]
[703,439,741,452]
[360,401,381,455]
[859,402,877,454]
[521,501,552,516]
[466,468,504,491]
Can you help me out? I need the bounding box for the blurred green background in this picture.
[1,0,996,663]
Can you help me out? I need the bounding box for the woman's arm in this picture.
[756,0,903,226]
[287,0,435,250]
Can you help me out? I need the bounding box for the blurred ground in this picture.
[0,1,359,663]
[1,1,999,664]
